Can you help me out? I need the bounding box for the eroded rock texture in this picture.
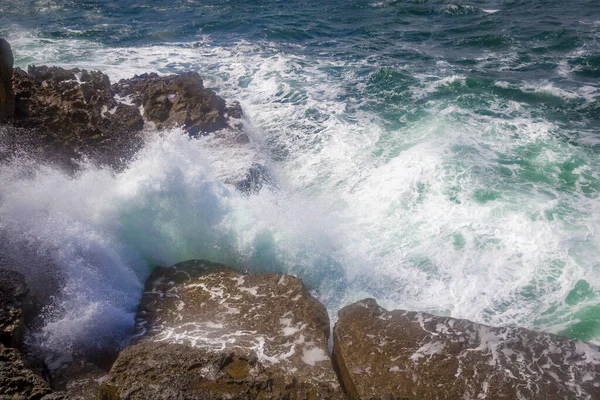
[0,344,56,400]
[0,38,15,122]
[10,66,144,169]
[2,64,245,171]
[332,298,600,400]
[0,268,29,349]
[100,260,345,399]
[113,72,239,136]
[0,268,66,400]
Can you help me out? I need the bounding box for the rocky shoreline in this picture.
[1,38,600,399]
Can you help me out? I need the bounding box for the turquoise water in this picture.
[0,0,599,358]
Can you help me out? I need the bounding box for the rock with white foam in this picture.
[0,268,66,399]
[112,72,242,137]
[332,298,600,400]
[100,259,344,399]
[10,65,144,170]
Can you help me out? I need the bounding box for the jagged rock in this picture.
[0,268,29,349]
[49,359,105,400]
[2,39,246,173]
[11,65,144,170]
[235,163,275,194]
[0,269,71,400]
[100,260,345,399]
[0,343,56,400]
[0,38,15,122]
[113,72,232,135]
[332,298,600,400]
[226,101,243,119]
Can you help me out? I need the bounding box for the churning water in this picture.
[1,0,599,360]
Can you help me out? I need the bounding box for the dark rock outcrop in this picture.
[10,66,144,169]
[0,38,15,122]
[3,64,244,171]
[235,163,275,194]
[0,268,67,400]
[1,39,249,174]
[113,72,235,136]
[332,298,600,400]
[0,269,29,349]
[100,260,344,399]
[49,359,105,400]
[0,343,56,400]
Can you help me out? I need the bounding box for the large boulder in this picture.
[113,72,239,136]
[332,299,600,400]
[100,260,345,399]
[11,65,144,169]
[0,38,15,122]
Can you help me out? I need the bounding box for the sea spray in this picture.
[1,0,599,360]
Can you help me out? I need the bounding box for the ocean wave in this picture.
[1,22,600,364]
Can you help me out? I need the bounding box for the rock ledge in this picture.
[332,298,600,400]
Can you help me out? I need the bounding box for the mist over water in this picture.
[1,0,600,360]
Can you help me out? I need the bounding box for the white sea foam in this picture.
[1,30,599,361]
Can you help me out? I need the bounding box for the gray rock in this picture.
[332,298,600,400]
[235,163,275,194]
[49,359,105,400]
[100,260,345,399]
[0,269,73,400]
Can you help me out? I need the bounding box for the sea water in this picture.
[0,0,599,360]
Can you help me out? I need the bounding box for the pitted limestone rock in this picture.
[101,260,345,399]
[332,298,600,400]
[113,72,241,136]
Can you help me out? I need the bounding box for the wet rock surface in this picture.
[0,38,14,122]
[332,298,600,400]
[0,268,67,400]
[0,343,56,400]
[10,66,144,170]
[49,360,105,400]
[2,64,245,172]
[0,268,29,349]
[113,72,236,136]
[235,163,276,194]
[100,259,345,399]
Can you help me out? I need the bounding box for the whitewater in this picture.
[1,0,600,361]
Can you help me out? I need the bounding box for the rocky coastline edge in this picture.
[1,38,600,400]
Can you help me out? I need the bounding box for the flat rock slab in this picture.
[100,260,344,399]
[333,299,600,400]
